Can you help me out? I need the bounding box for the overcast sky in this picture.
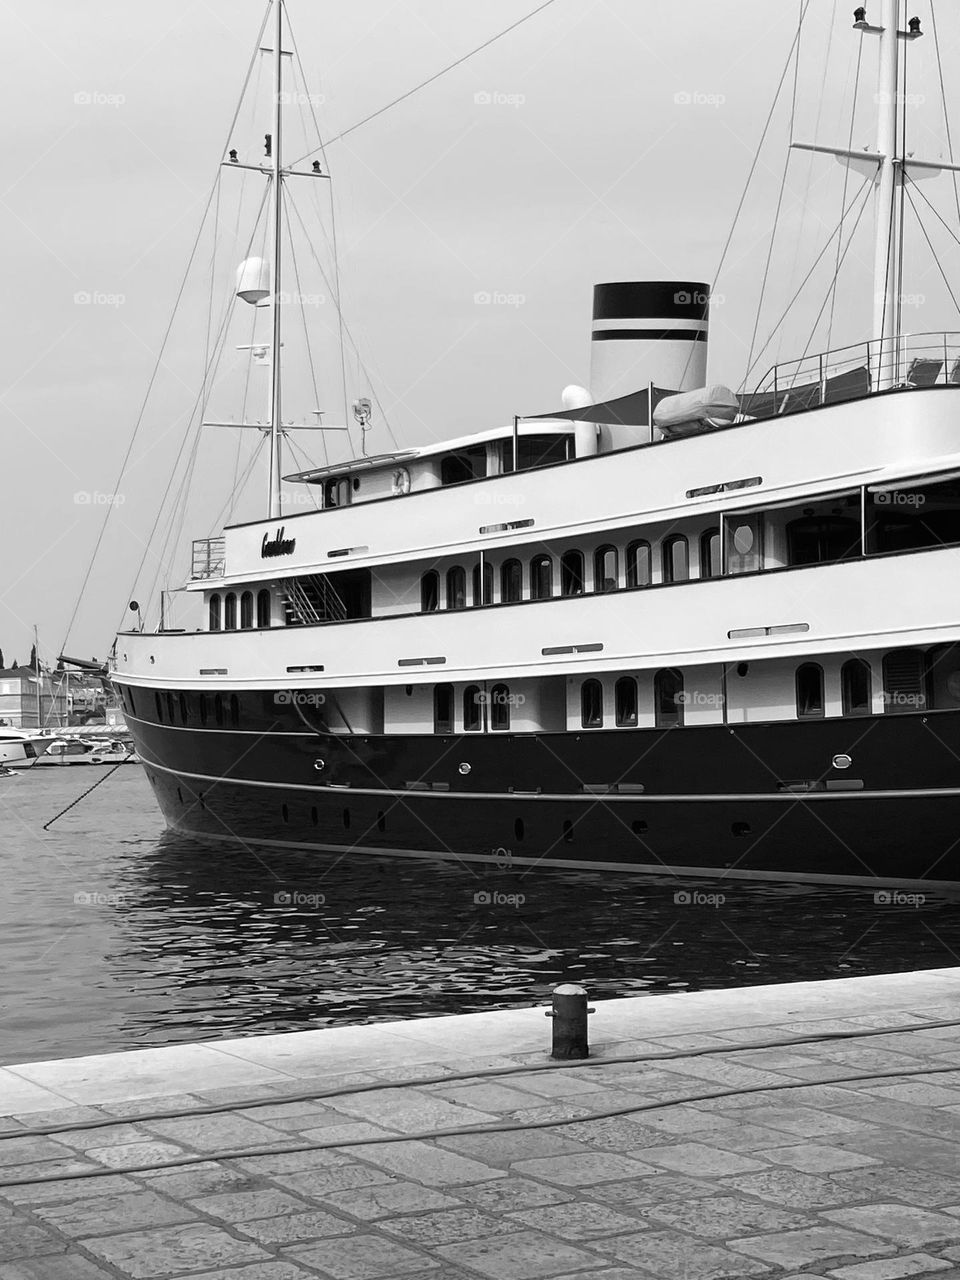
[2,0,959,661]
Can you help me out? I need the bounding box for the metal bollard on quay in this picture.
[545,983,595,1059]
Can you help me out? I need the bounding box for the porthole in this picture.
[343,808,351,830]
[833,753,852,770]
[314,759,325,771]
[514,818,525,841]
[405,685,413,696]
[736,662,749,678]
[731,821,751,837]
[458,762,471,775]
[632,819,648,836]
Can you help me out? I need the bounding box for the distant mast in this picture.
[868,0,906,392]
[267,0,284,519]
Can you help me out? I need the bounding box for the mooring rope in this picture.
[42,755,132,831]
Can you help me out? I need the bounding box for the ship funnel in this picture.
[589,281,709,402]
[236,256,271,306]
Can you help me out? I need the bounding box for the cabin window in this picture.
[531,555,553,599]
[654,668,684,728]
[626,540,652,588]
[867,475,960,554]
[224,593,237,630]
[463,685,482,731]
[841,659,872,717]
[240,591,254,630]
[662,536,689,584]
[882,648,927,714]
[594,545,618,593]
[615,676,638,727]
[166,692,175,723]
[230,694,240,728]
[323,476,352,507]
[700,528,721,579]
[441,447,486,486]
[500,558,523,603]
[446,566,467,610]
[787,516,860,566]
[421,570,440,613]
[925,643,960,709]
[490,683,511,731]
[256,589,271,628]
[215,693,224,726]
[154,691,163,723]
[199,694,208,726]
[560,550,584,596]
[796,663,825,719]
[580,679,604,728]
[472,560,493,606]
[179,692,188,723]
[725,515,763,574]
[434,683,454,734]
[209,593,221,631]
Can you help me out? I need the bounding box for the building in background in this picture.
[0,668,68,728]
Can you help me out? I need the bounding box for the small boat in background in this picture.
[0,729,46,771]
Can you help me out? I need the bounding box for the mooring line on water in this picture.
[42,755,132,830]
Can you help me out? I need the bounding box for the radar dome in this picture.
[561,384,592,410]
[236,257,270,306]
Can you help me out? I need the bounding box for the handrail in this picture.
[750,330,960,401]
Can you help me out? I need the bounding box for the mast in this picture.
[872,0,899,391]
[267,0,284,519]
[33,624,41,729]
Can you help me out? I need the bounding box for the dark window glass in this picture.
[580,679,603,728]
[662,536,689,583]
[700,528,721,578]
[560,550,584,596]
[530,555,553,599]
[472,560,493,606]
[594,545,618,593]
[867,476,960,553]
[882,648,927,714]
[463,685,482,731]
[796,663,825,719]
[165,692,175,723]
[490,683,511,731]
[841,659,871,716]
[224,593,237,630]
[209,593,221,631]
[214,693,224,726]
[787,516,860,566]
[500,558,523,603]
[655,668,684,727]
[440,447,486,485]
[626,540,651,588]
[179,692,188,723]
[240,591,254,629]
[421,571,439,613]
[256,589,271,628]
[199,694,208,726]
[434,683,453,734]
[446,566,466,610]
[615,676,638,726]
[154,691,163,723]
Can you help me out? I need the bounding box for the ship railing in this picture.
[191,537,226,580]
[744,331,960,419]
[282,573,348,625]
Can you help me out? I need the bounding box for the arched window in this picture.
[463,685,482,732]
[626,540,652,588]
[256,589,271,628]
[434,683,453,734]
[662,536,689,583]
[472,560,493,606]
[209,593,221,632]
[615,676,638,727]
[594,545,619,593]
[223,593,237,630]
[700,528,721,579]
[842,659,872,717]
[421,570,439,613]
[490,683,511,731]
[581,679,603,728]
[654,668,684,727]
[500,558,523,603]
[240,591,254,630]
[446,566,466,610]
[215,693,224,726]
[796,663,825,719]
[230,694,240,728]
[530,555,553,599]
[560,550,584,596]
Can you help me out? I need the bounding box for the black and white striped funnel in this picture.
[589,281,709,401]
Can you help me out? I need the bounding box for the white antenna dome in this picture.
[236,257,270,306]
[561,384,592,410]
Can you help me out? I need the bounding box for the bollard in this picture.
[545,983,594,1059]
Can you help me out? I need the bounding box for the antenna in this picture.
[267,0,284,519]
[353,398,373,455]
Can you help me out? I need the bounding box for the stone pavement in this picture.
[4,970,960,1278]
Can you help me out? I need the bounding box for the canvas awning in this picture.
[525,385,677,427]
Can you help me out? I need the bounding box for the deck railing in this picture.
[191,537,226,580]
[744,331,960,419]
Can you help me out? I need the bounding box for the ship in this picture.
[111,1,960,888]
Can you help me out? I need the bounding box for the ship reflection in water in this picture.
[3,772,959,1065]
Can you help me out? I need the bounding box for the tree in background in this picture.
[29,643,37,671]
